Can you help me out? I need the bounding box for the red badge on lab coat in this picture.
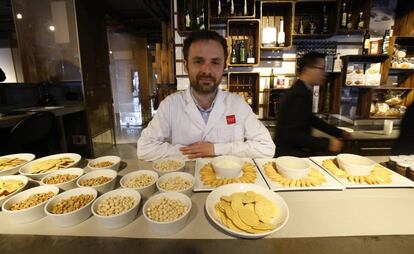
[226,115,236,125]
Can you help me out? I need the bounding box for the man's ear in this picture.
[184,60,189,74]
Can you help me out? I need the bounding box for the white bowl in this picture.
[19,153,82,180]
[44,187,97,227]
[211,155,243,178]
[41,168,84,191]
[152,157,185,176]
[76,169,117,194]
[0,153,35,176]
[337,153,375,176]
[91,188,141,229]
[275,156,310,180]
[87,156,121,171]
[205,183,289,239]
[0,175,29,206]
[143,192,192,235]
[156,172,195,197]
[2,185,59,224]
[120,170,158,199]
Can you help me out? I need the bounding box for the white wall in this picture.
[0,48,17,82]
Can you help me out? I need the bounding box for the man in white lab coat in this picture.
[137,31,275,161]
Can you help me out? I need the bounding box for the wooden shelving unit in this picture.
[209,0,255,21]
[336,0,372,31]
[227,72,260,113]
[294,1,338,36]
[176,0,210,36]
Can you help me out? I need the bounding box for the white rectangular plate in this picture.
[310,156,414,189]
[254,158,345,191]
[193,158,269,192]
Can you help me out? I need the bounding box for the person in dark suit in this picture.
[0,67,6,82]
[392,102,414,155]
[276,52,351,157]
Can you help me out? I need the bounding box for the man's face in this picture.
[184,39,225,94]
[308,58,326,85]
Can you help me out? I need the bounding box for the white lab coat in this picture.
[137,88,275,161]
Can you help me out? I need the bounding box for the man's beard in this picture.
[190,73,221,94]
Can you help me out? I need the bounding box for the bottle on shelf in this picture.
[341,2,347,29]
[278,17,285,46]
[199,7,206,30]
[185,7,191,30]
[357,12,364,29]
[322,5,329,34]
[309,17,316,35]
[363,30,370,54]
[243,0,247,16]
[230,39,238,64]
[346,13,352,29]
[323,82,331,113]
[217,0,221,16]
[269,68,275,89]
[262,16,277,47]
[239,40,247,64]
[298,18,304,35]
[247,44,255,64]
[382,29,390,54]
[230,0,234,16]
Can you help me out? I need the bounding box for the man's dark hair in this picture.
[297,52,326,74]
[183,30,228,65]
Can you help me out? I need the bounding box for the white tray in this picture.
[254,158,345,191]
[193,158,269,192]
[310,156,414,189]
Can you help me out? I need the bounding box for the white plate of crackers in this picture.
[19,153,81,180]
[194,158,269,192]
[205,183,289,239]
[0,153,35,176]
[254,158,344,191]
[0,175,29,206]
[310,156,414,189]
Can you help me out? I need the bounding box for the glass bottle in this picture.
[231,40,238,64]
[200,7,205,30]
[357,12,364,29]
[278,17,285,46]
[309,17,316,35]
[247,44,255,64]
[230,0,234,16]
[341,2,347,29]
[217,0,221,16]
[185,8,191,29]
[363,30,370,54]
[243,0,247,16]
[239,40,246,64]
[269,68,275,89]
[382,29,390,54]
[346,13,352,29]
[299,18,304,34]
[322,5,329,34]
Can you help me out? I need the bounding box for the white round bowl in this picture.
[41,168,84,191]
[0,153,35,176]
[152,157,185,176]
[156,172,195,197]
[2,185,59,224]
[87,156,121,171]
[44,187,97,227]
[337,153,375,176]
[205,183,289,239]
[275,156,310,179]
[76,169,117,194]
[0,175,29,206]
[211,155,243,178]
[19,153,81,180]
[143,192,192,235]
[91,188,141,229]
[120,170,158,199]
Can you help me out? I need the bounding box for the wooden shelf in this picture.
[209,0,255,20]
[373,86,414,90]
[293,34,335,39]
[228,72,260,113]
[340,54,390,63]
[336,29,365,35]
[176,0,209,36]
[294,1,338,35]
[336,0,371,31]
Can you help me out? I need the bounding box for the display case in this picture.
[259,1,295,50]
[227,19,260,67]
[227,72,260,113]
[209,0,255,21]
[176,0,209,36]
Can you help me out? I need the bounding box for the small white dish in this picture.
[91,188,141,229]
[143,192,192,235]
[87,156,121,171]
[152,157,185,176]
[2,185,59,224]
[0,153,35,176]
[76,169,117,194]
[0,175,29,206]
[337,153,375,176]
[41,168,84,191]
[211,155,243,178]
[44,187,97,227]
[120,170,158,199]
[275,156,310,179]
[156,172,195,197]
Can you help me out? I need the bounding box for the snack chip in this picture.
[30,157,75,174]
[0,158,28,171]
[0,179,24,197]
[200,162,257,187]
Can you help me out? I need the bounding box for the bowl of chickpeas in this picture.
[120,170,158,199]
[91,188,141,229]
[142,192,192,235]
[76,169,117,194]
[44,187,97,227]
[156,172,195,197]
[87,156,121,171]
[41,168,84,191]
[2,185,59,224]
[152,157,185,176]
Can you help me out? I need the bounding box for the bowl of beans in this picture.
[87,156,121,171]
[76,169,117,194]
[2,185,59,224]
[41,168,84,191]
[142,192,192,235]
[156,172,195,197]
[120,170,158,199]
[44,187,97,227]
[152,157,185,176]
[91,188,141,229]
